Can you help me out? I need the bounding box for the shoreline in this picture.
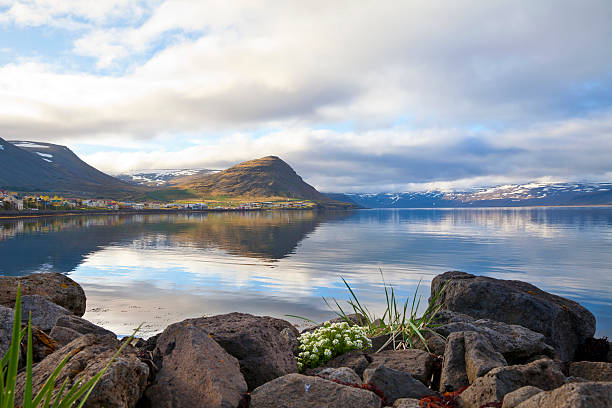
[0,206,331,220]
[1,204,610,220]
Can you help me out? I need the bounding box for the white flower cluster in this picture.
[297,321,372,371]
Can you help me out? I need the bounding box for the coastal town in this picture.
[0,190,314,213]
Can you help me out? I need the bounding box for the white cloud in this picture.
[1,1,612,190]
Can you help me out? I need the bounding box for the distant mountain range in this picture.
[327,182,612,208]
[1,138,610,207]
[0,138,141,196]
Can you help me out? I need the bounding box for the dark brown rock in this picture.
[363,365,436,404]
[145,319,247,408]
[15,334,148,408]
[569,361,612,382]
[367,349,436,385]
[439,332,469,392]
[0,273,86,316]
[457,358,567,408]
[250,373,382,408]
[515,382,612,408]
[431,271,595,361]
[195,312,298,389]
[463,331,507,382]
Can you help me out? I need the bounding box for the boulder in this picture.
[436,314,556,363]
[431,271,595,360]
[392,398,422,408]
[439,332,469,392]
[0,305,13,356]
[306,350,371,378]
[317,367,362,384]
[515,382,612,408]
[367,349,436,385]
[569,361,612,382]
[15,334,148,408]
[250,373,382,408]
[0,273,86,316]
[363,365,436,404]
[145,319,247,408]
[21,294,71,331]
[457,358,567,408]
[50,314,115,346]
[501,386,542,408]
[195,312,298,389]
[463,331,507,383]
[281,327,299,355]
[0,302,60,362]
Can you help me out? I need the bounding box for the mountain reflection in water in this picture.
[0,208,610,339]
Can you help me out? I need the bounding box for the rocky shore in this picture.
[1,271,611,407]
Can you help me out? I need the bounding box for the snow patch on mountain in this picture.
[13,142,49,149]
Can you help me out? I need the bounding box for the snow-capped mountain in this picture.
[115,169,219,187]
[327,182,612,208]
[0,138,140,194]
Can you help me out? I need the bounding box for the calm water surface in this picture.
[1,208,611,338]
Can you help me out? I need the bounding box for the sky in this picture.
[1,0,611,192]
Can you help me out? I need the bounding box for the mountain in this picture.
[0,138,142,195]
[116,169,219,187]
[173,156,352,207]
[328,182,612,208]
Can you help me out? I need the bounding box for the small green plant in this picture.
[324,270,447,352]
[0,285,139,408]
[297,321,371,371]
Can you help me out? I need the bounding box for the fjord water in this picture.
[0,208,611,338]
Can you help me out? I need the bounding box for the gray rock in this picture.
[363,365,436,404]
[501,386,543,408]
[21,294,71,331]
[515,382,612,408]
[193,312,298,390]
[281,327,299,355]
[15,334,148,408]
[457,358,567,408]
[307,350,371,378]
[317,367,362,384]
[392,398,421,407]
[431,271,595,361]
[439,332,469,392]
[436,316,556,363]
[367,349,436,385]
[0,273,86,316]
[0,305,13,357]
[250,373,382,408]
[50,314,115,346]
[145,319,247,408]
[463,331,507,382]
[569,361,612,382]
